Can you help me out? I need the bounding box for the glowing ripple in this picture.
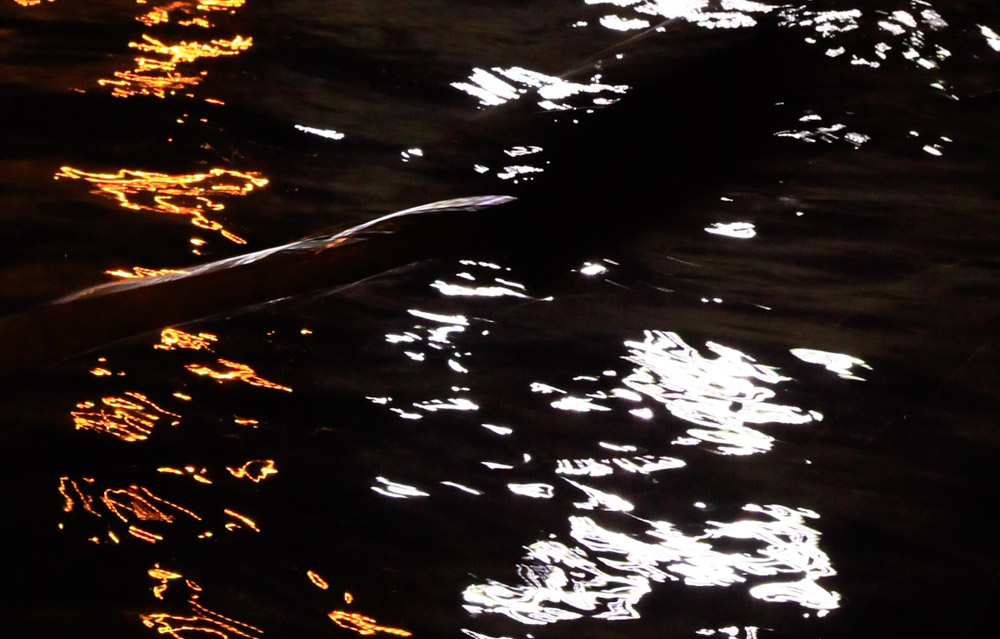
[156,327,218,351]
[55,166,267,244]
[328,611,412,636]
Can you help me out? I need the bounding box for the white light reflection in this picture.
[705,222,756,239]
[565,479,634,512]
[294,124,345,140]
[790,348,871,381]
[555,454,685,477]
[508,483,555,499]
[619,331,816,455]
[463,504,838,625]
[981,25,1000,52]
[372,477,429,499]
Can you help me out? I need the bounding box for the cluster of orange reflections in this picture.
[100,0,251,99]
[55,166,267,244]
[142,564,263,639]
[14,0,46,6]
[59,478,201,544]
[226,459,277,483]
[157,327,218,351]
[186,359,292,392]
[72,392,179,442]
[107,266,187,280]
[328,612,412,637]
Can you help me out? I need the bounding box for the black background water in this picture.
[1,1,998,638]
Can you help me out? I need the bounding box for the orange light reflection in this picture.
[307,570,329,590]
[328,611,412,637]
[223,508,259,532]
[186,359,292,392]
[226,459,277,483]
[55,166,267,244]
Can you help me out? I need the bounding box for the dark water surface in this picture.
[1,1,998,637]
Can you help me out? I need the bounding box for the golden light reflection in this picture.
[156,327,218,351]
[55,166,267,244]
[90,367,112,376]
[226,459,277,483]
[14,0,44,6]
[307,570,329,590]
[223,508,259,532]
[158,465,213,484]
[72,392,180,441]
[107,266,188,280]
[328,611,412,637]
[186,359,292,392]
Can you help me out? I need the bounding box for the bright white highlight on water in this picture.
[415,398,479,412]
[790,348,872,381]
[599,14,650,31]
[372,477,429,499]
[580,262,608,275]
[705,222,756,239]
[408,309,468,325]
[482,423,513,435]
[980,25,1000,51]
[294,124,345,140]
[504,145,543,157]
[566,479,635,512]
[508,483,555,498]
[463,503,838,624]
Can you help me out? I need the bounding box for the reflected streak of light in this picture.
[408,309,468,325]
[129,526,164,543]
[107,266,188,280]
[223,509,259,532]
[157,466,212,483]
[328,611,413,637]
[431,280,529,298]
[414,398,478,412]
[618,331,816,455]
[143,566,262,638]
[790,348,872,381]
[226,459,277,482]
[294,124,346,140]
[442,481,483,495]
[14,0,44,5]
[59,477,99,515]
[156,327,218,351]
[149,565,183,599]
[91,367,112,376]
[54,167,267,244]
[705,222,756,239]
[508,483,554,499]
[186,359,292,392]
[565,479,633,512]
[308,570,329,590]
[372,477,429,499]
[72,391,180,442]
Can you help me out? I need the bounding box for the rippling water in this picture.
[1,1,998,637]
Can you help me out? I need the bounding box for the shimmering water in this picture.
[1,1,998,638]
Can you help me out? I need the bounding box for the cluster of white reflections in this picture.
[775,112,870,148]
[537,330,820,456]
[580,1,956,74]
[451,66,628,110]
[791,348,872,381]
[463,503,839,623]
